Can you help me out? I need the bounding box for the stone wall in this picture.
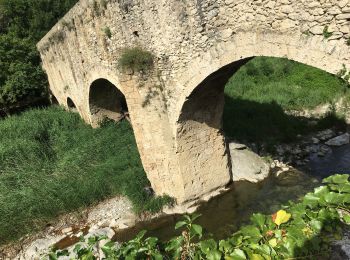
[37,0,350,203]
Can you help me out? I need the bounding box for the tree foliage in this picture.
[0,0,78,109]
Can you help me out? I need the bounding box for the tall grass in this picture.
[0,106,170,244]
[223,57,349,146]
[225,57,349,110]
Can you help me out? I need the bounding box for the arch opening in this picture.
[50,94,59,105]
[89,78,128,125]
[175,56,349,200]
[67,97,77,112]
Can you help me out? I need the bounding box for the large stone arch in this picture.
[173,32,350,202]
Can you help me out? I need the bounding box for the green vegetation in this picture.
[0,0,78,110]
[50,174,350,259]
[225,57,349,111]
[223,57,349,146]
[103,26,112,39]
[0,106,171,244]
[323,26,333,39]
[119,47,154,73]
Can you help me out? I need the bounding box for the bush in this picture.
[49,174,350,259]
[118,47,154,73]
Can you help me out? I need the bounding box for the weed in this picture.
[119,47,154,73]
[103,26,112,38]
[322,26,332,39]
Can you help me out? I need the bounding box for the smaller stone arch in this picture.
[67,97,77,112]
[50,94,59,105]
[89,78,128,126]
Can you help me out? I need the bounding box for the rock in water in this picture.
[229,142,270,183]
[325,133,350,146]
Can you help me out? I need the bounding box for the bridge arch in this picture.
[174,33,349,201]
[67,97,77,112]
[88,78,128,126]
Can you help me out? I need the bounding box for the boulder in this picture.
[229,143,270,183]
[325,133,350,146]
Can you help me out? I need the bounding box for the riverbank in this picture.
[0,107,172,247]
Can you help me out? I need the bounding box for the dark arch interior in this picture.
[178,58,251,127]
[67,97,77,111]
[89,78,128,124]
[51,94,59,105]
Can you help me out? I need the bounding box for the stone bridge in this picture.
[37,0,350,203]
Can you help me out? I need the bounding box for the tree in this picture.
[0,0,78,109]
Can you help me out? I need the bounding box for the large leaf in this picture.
[250,213,266,230]
[229,249,247,259]
[272,210,291,226]
[191,224,203,238]
[174,221,187,230]
[323,174,349,184]
[200,239,217,253]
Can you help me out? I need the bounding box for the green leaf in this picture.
[303,193,320,208]
[251,254,265,260]
[206,250,222,260]
[250,213,266,230]
[191,224,203,237]
[343,214,350,224]
[324,192,347,204]
[240,225,262,239]
[48,253,58,260]
[200,239,217,252]
[310,219,323,232]
[135,230,147,240]
[175,221,187,230]
[191,213,202,221]
[323,174,349,184]
[268,238,277,247]
[152,252,163,260]
[230,249,247,259]
[330,183,350,193]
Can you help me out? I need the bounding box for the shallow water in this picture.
[308,143,350,178]
[114,144,350,242]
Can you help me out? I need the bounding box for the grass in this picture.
[225,57,349,111]
[223,57,349,147]
[0,106,171,244]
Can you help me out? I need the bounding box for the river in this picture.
[113,144,350,242]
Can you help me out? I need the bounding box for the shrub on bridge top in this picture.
[49,174,350,259]
[118,47,154,73]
